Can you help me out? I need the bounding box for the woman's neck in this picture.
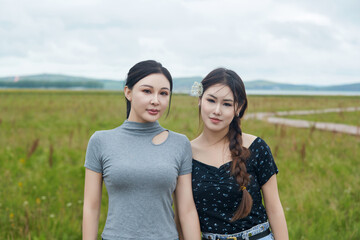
[199,126,229,147]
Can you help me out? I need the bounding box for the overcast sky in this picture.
[0,0,359,86]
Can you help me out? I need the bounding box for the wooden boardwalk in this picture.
[245,107,360,136]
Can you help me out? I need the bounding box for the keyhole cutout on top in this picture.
[152,130,169,145]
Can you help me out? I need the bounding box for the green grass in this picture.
[0,90,359,239]
[246,95,360,112]
[281,111,360,126]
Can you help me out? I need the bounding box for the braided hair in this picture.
[200,68,252,221]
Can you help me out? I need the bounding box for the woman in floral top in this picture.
[189,68,288,240]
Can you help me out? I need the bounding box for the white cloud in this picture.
[0,0,359,85]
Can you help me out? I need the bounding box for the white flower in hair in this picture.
[191,81,203,97]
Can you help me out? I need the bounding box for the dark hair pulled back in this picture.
[125,60,173,118]
[200,68,252,221]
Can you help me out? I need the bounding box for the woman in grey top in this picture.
[82,60,201,240]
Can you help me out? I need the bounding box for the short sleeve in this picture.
[84,132,103,173]
[256,139,278,186]
[179,137,193,175]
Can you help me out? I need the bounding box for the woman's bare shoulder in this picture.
[242,133,258,149]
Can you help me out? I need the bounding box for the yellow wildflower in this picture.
[18,182,23,188]
[19,158,25,164]
[9,213,14,219]
[36,198,41,204]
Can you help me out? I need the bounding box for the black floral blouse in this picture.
[192,137,278,234]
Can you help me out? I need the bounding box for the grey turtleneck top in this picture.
[84,120,192,240]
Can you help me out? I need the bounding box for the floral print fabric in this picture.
[192,137,278,234]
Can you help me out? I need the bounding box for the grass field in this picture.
[281,111,360,126]
[0,90,359,239]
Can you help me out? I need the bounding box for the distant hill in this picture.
[244,80,319,91]
[0,74,117,82]
[0,74,117,89]
[173,76,202,92]
[244,80,360,92]
[322,83,360,92]
[0,74,359,92]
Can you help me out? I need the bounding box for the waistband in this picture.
[202,221,270,240]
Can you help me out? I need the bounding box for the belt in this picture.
[202,221,271,240]
[202,229,270,240]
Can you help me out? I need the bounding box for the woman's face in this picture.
[200,84,238,133]
[125,73,170,123]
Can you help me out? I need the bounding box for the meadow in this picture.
[0,90,359,239]
[282,111,360,126]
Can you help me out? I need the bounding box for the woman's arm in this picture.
[262,174,289,240]
[174,194,184,240]
[82,168,103,240]
[174,173,201,240]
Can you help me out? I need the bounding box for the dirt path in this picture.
[245,107,360,135]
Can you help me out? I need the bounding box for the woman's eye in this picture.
[143,89,151,94]
[160,91,169,96]
[224,103,233,107]
[206,99,215,103]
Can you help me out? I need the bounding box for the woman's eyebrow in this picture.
[139,84,153,88]
[207,94,217,99]
[207,94,233,102]
[140,84,170,91]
